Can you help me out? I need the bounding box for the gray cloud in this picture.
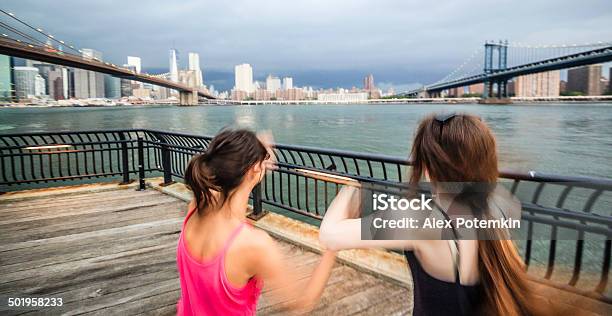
[3,0,612,90]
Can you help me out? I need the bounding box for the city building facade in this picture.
[104,75,121,99]
[234,64,254,94]
[0,54,13,101]
[188,52,204,87]
[169,49,179,82]
[567,64,602,95]
[13,66,39,99]
[514,70,560,97]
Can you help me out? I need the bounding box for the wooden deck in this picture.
[0,187,411,315]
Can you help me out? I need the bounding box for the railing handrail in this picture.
[1,128,610,301]
[3,128,612,186]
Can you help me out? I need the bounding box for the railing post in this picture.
[247,183,267,220]
[119,132,131,184]
[160,142,174,186]
[137,137,146,191]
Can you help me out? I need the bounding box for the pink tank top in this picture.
[176,209,262,315]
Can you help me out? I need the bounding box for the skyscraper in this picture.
[121,64,136,97]
[76,49,105,98]
[169,49,179,82]
[34,74,46,96]
[188,52,204,87]
[567,64,602,96]
[234,64,254,93]
[47,68,65,100]
[127,56,141,74]
[609,68,612,94]
[13,66,39,99]
[364,74,375,91]
[0,54,13,101]
[266,75,281,93]
[73,68,89,99]
[282,77,293,90]
[104,75,121,99]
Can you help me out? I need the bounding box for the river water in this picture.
[1,102,611,178]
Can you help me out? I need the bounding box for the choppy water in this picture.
[1,103,611,178]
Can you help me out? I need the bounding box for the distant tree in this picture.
[561,91,584,96]
[461,93,483,98]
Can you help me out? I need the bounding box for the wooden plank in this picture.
[0,189,163,215]
[0,194,180,226]
[0,188,416,316]
[0,218,182,252]
[0,224,180,265]
[1,245,177,292]
[0,202,184,244]
[0,233,179,273]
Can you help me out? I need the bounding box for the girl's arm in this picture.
[319,186,418,251]
[251,232,336,312]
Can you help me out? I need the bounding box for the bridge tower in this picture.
[483,40,508,99]
[179,89,198,106]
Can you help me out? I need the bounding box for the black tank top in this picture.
[404,250,483,316]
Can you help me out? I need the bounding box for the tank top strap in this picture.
[183,206,198,228]
[221,222,247,254]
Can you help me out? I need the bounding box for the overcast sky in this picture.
[4,0,612,91]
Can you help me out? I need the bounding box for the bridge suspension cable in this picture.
[431,47,483,86]
[0,9,83,55]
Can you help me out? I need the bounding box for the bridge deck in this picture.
[0,187,411,315]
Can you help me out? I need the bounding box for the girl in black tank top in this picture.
[404,242,483,315]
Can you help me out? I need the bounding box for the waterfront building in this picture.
[317,91,368,102]
[34,74,46,97]
[169,49,179,82]
[281,88,305,101]
[609,68,612,94]
[75,49,105,98]
[514,70,560,97]
[468,83,484,95]
[132,88,151,99]
[47,68,65,100]
[13,66,39,99]
[567,64,602,95]
[282,77,293,90]
[0,54,13,101]
[234,63,254,94]
[231,89,248,101]
[120,78,132,97]
[33,63,66,100]
[254,88,272,101]
[127,56,141,74]
[447,87,467,97]
[559,80,567,94]
[364,74,375,91]
[104,75,121,99]
[73,68,89,98]
[188,52,204,87]
[266,75,281,93]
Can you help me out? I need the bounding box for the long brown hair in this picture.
[410,113,541,315]
[185,129,269,215]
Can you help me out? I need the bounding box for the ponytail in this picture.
[184,129,269,215]
[185,152,220,213]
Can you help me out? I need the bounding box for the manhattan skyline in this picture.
[3,0,612,91]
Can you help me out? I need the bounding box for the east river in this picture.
[2,102,611,178]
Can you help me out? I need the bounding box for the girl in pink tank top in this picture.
[177,129,336,316]
[177,210,261,315]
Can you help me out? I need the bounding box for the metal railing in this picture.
[1,129,610,301]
